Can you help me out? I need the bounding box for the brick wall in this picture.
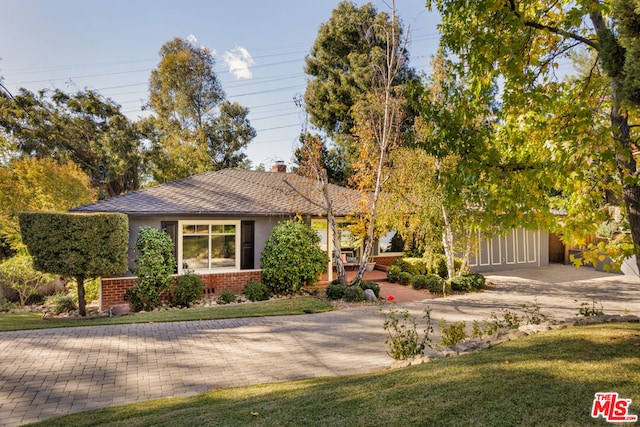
[371,255,401,271]
[100,270,262,312]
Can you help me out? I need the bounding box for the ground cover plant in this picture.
[30,323,640,426]
[0,297,334,332]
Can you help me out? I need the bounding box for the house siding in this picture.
[100,270,262,311]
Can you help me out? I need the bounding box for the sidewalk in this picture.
[1,265,638,426]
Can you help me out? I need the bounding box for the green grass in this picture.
[28,323,640,426]
[0,297,334,332]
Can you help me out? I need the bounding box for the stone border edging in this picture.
[389,314,640,369]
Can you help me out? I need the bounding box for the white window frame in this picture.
[177,220,241,274]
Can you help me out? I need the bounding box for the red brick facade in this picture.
[100,270,262,312]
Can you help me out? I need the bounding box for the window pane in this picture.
[182,235,209,269]
[224,224,236,234]
[211,225,223,234]
[183,224,208,235]
[380,231,404,253]
[211,235,235,267]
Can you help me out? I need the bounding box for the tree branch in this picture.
[508,0,599,50]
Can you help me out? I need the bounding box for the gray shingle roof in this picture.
[71,169,362,217]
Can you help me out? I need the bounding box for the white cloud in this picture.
[223,47,255,79]
[186,34,198,44]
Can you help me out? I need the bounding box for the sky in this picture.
[0,0,441,171]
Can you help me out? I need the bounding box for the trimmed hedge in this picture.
[358,281,380,298]
[343,285,364,302]
[172,272,204,307]
[398,271,412,286]
[244,280,270,302]
[19,212,128,316]
[386,265,400,283]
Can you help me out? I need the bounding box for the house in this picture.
[71,164,399,311]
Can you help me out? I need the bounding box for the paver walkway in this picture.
[1,265,639,426]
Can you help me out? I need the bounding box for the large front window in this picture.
[180,221,239,271]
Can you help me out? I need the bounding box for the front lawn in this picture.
[29,323,640,426]
[0,296,334,332]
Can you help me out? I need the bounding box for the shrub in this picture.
[422,274,446,294]
[466,273,486,290]
[127,226,177,311]
[244,280,270,302]
[383,308,434,360]
[411,274,428,290]
[398,271,412,286]
[47,292,77,315]
[218,289,236,304]
[325,281,345,300]
[392,258,428,275]
[343,285,364,302]
[0,254,52,307]
[386,265,400,283]
[67,277,100,303]
[173,272,204,307]
[261,219,328,294]
[450,275,474,292]
[358,281,380,298]
[439,320,468,347]
[435,257,463,279]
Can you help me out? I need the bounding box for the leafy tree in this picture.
[0,157,93,251]
[0,254,52,307]
[143,37,255,182]
[19,212,129,316]
[261,219,328,294]
[127,226,177,311]
[293,133,351,187]
[427,0,640,270]
[0,88,142,196]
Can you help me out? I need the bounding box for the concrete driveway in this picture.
[1,265,638,426]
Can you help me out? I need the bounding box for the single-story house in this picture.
[71,164,401,311]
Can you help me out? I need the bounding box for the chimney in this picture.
[272,161,287,173]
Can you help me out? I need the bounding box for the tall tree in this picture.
[0,157,93,251]
[304,1,416,184]
[0,89,142,196]
[144,37,255,182]
[427,0,640,270]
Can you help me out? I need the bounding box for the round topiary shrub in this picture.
[466,273,486,290]
[411,274,428,290]
[172,272,204,307]
[325,281,345,300]
[450,275,474,292]
[424,274,446,294]
[244,280,270,302]
[386,265,400,283]
[358,281,380,298]
[261,219,328,294]
[343,285,364,302]
[398,271,412,286]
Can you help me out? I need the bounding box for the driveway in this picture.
[1,265,639,426]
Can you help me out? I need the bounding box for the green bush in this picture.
[358,281,380,298]
[466,273,486,290]
[411,274,428,290]
[47,292,77,315]
[218,289,236,304]
[19,212,128,316]
[398,271,412,286]
[343,285,364,302]
[423,274,447,294]
[127,226,177,311]
[435,257,463,279]
[67,277,100,304]
[244,280,270,302]
[173,272,204,307]
[392,258,428,275]
[261,219,328,294]
[439,320,468,347]
[386,265,400,283]
[0,254,52,307]
[325,281,345,300]
[450,275,474,292]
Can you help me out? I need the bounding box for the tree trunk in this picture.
[76,274,86,316]
[441,205,456,281]
[322,169,347,286]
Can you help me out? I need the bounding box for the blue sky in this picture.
[0,0,441,170]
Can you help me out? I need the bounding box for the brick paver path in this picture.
[1,265,639,426]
